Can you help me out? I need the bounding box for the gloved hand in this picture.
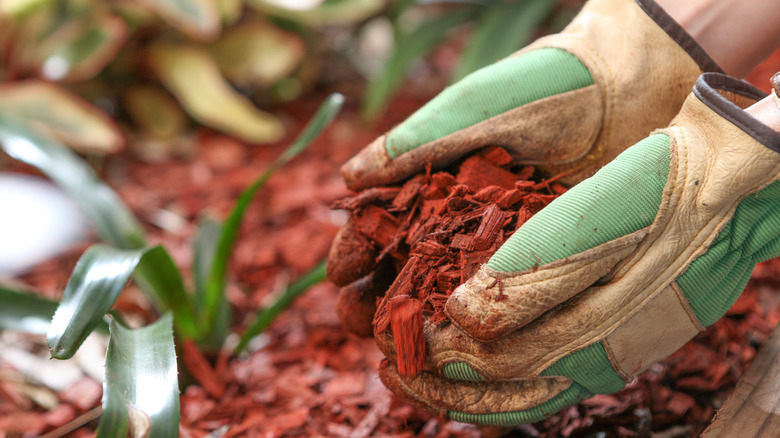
[375,72,780,426]
[328,0,722,334]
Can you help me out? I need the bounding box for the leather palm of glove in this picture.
[328,0,722,332]
[376,73,780,426]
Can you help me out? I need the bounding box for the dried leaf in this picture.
[35,14,128,81]
[210,21,306,88]
[217,0,242,25]
[0,80,124,154]
[123,85,187,140]
[246,0,383,26]
[0,0,53,17]
[149,43,285,144]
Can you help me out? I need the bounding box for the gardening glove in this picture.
[341,0,721,191]
[328,0,723,334]
[376,72,780,426]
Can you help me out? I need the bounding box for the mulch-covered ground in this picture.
[3,50,780,437]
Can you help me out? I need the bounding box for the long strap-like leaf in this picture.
[0,286,61,335]
[0,114,146,249]
[47,244,197,359]
[97,313,179,438]
[234,260,326,354]
[361,8,476,121]
[200,93,343,331]
[451,0,556,82]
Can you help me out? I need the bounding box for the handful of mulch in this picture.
[327,147,566,377]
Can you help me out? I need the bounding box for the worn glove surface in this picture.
[341,0,721,191]
[376,73,780,426]
[329,0,722,335]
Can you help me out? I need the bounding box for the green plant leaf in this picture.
[97,313,179,438]
[47,244,144,360]
[0,286,109,335]
[234,260,326,354]
[193,218,221,307]
[246,0,383,26]
[137,0,220,41]
[210,20,306,88]
[47,244,198,359]
[133,247,200,340]
[36,13,129,82]
[0,80,124,154]
[0,286,59,335]
[451,0,555,82]
[0,116,199,341]
[149,43,286,144]
[0,114,146,249]
[201,93,343,332]
[192,217,230,348]
[362,7,475,121]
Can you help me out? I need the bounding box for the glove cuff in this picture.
[692,73,780,152]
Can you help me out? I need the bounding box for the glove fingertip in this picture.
[336,262,395,338]
[326,221,378,286]
[341,135,391,190]
[378,360,448,417]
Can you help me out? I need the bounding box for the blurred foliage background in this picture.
[0,0,581,157]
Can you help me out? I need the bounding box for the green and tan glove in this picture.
[341,0,721,191]
[329,0,723,334]
[376,72,780,426]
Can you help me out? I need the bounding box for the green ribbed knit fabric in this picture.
[385,48,593,158]
[489,134,672,272]
[442,342,623,426]
[677,180,780,326]
[442,362,484,381]
[448,383,591,426]
[540,342,626,394]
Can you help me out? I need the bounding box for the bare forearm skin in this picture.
[656,0,780,77]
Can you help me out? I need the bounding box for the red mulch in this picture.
[3,49,780,438]
[328,146,565,377]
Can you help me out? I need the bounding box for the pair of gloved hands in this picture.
[328,0,780,426]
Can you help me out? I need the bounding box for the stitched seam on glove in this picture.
[671,281,705,332]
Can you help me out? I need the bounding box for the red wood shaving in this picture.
[389,296,425,377]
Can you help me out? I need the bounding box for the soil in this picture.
[2,50,780,438]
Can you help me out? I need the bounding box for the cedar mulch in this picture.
[329,146,566,377]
